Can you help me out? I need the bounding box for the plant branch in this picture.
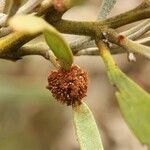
[70,26,150,55]
[0,1,66,58]
[0,0,150,61]
[0,42,60,68]
[76,46,125,56]
[105,8,150,29]
[52,0,150,36]
[0,31,38,56]
[1,34,150,60]
[20,43,60,68]
[70,37,93,54]
[52,19,104,37]
[74,36,150,56]
[104,0,150,28]
[17,42,50,59]
[104,28,150,59]
[68,0,114,56]
[51,0,150,57]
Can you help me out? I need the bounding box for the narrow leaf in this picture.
[73,102,104,150]
[9,15,73,70]
[98,41,150,147]
[98,0,116,20]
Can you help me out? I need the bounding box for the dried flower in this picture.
[47,65,88,106]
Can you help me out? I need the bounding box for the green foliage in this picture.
[73,102,104,150]
[9,15,73,70]
[0,77,66,150]
[99,42,150,148]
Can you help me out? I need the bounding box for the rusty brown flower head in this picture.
[47,65,88,106]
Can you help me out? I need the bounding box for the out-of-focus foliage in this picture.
[0,75,68,150]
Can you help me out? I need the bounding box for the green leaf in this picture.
[98,0,116,19]
[9,15,73,70]
[43,30,73,70]
[99,42,150,147]
[73,102,104,150]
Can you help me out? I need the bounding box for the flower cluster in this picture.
[47,65,88,106]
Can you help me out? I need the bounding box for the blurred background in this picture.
[0,0,149,149]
